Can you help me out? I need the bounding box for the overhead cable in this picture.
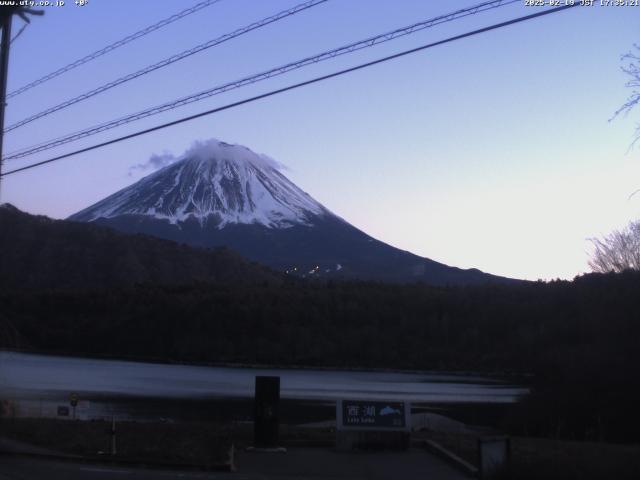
[1,3,578,178]
[6,0,224,99]
[5,0,519,157]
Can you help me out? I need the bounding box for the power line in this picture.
[5,0,520,159]
[4,0,517,156]
[6,0,223,100]
[0,4,578,179]
[3,0,328,133]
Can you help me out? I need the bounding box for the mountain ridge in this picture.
[0,203,282,291]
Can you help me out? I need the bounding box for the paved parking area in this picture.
[0,448,468,480]
[236,447,469,479]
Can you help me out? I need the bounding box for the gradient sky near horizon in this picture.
[1,0,638,281]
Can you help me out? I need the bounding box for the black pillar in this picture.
[253,376,280,448]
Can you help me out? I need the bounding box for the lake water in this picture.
[0,351,527,422]
[0,351,525,402]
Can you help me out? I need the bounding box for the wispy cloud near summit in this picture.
[128,138,287,176]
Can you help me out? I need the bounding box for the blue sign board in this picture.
[338,400,409,430]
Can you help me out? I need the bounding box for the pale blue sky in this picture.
[1,0,638,280]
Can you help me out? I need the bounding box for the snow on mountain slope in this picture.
[70,139,329,228]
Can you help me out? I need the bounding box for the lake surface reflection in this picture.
[0,351,526,405]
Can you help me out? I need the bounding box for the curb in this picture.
[0,448,234,472]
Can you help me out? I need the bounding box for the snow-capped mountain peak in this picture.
[70,139,329,228]
[69,138,511,285]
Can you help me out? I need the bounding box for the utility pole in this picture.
[0,11,12,200]
[0,7,43,199]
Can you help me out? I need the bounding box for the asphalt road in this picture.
[0,449,468,480]
[236,447,469,479]
[0,457,242,480]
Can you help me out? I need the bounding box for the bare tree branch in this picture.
[589,220,640,273]
[611,44,640,121]
[611,44,640,155]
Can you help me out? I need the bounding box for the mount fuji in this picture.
[70,139,509,285]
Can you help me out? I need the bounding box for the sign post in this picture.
[110,416,117,456]
[69,393,78,420]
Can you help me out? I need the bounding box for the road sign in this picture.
[69,393,78,407]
